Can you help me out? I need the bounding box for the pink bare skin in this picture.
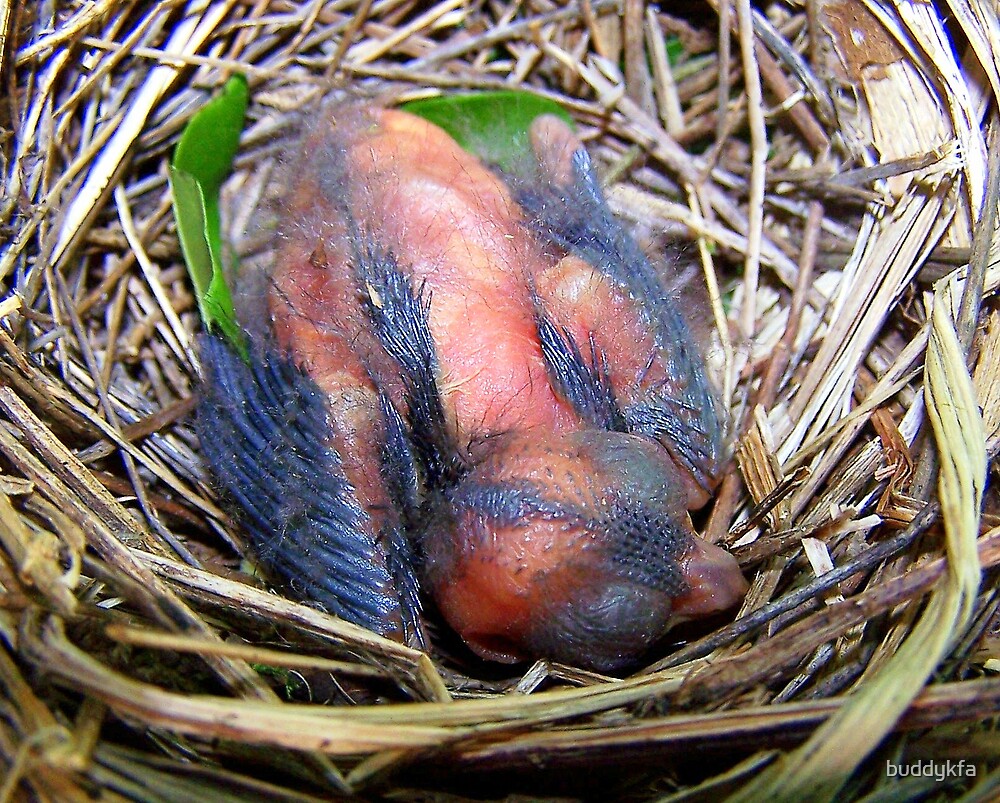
[262,105,747,670]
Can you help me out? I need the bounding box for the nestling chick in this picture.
[197,102,747,672]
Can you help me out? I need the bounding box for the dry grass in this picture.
[2,0,999,800]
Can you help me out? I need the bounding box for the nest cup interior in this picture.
[1,0,999,800]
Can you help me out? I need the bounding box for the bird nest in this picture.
[2,0,999,800]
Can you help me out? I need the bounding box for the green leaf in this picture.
[401,90,574,173]
[169,74,249,355]
[665,35,685,66]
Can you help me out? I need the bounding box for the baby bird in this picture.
[197,102,747,672]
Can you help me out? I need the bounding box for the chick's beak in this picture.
[671,537,748,620]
